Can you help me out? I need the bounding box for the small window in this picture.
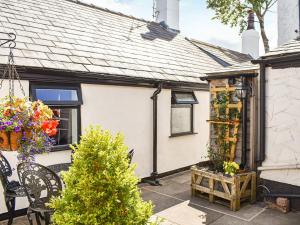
[32,85,82,105]
[31,84,82,149]
[172,92,198,104]
[171,91,198,136]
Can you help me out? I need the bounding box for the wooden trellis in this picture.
[208,85,242,161]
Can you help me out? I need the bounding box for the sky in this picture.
[85,0,278,55]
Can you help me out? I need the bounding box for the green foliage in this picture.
[206,0,277,52]
[207,145,227,172]
[209,91,241,172]
[206,0,276,32]
[50,126,156,225]
[223,161,240,176]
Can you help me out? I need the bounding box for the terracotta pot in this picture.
[10,131,22,151]
[0,131,10,150]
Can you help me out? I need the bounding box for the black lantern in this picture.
[236,78,251,99]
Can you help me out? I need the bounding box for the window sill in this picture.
[51,145,72,152]
[169,132,198,138]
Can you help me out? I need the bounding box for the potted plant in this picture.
[0,96,59,161]
[191,85,256,211]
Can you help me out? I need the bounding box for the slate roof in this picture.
[0,0,250,84]
[203,61,259,78]
[190,39,252,65]
[262,38,300,59]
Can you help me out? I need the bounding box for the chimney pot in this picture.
[247,10,255,30]
[155,0,180,31]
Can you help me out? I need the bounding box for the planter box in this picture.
[191,166,256,211]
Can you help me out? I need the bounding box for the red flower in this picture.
[42,120,59,136]
[33,109,41,121]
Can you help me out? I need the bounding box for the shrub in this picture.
[50,126,156,225]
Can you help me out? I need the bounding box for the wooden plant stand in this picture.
[191,166,256,211]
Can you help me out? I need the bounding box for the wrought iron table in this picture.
[47,163,71,174]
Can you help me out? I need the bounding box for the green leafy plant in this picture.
[50,126,157,225]
[223,161,240,176]
[206,0,277,53]
[208,90,241,172]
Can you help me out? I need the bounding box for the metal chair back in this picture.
[0,152,12,189]
[17,162,62,209]
[128,149,134,164]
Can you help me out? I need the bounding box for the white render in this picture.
[0,81,210,214]
[260,67,300,186]
[278,0,300,46]
[156,0,180,30]
[242,29,260,59]
[81,84,210,178]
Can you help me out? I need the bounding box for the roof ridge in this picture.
[65,0,153,24]
[189,38,247,56]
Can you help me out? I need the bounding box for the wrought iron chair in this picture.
[128,149,134,164]
[0,153,26,225]
[17,162,62,225]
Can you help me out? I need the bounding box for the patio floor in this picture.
[1,170,300,225]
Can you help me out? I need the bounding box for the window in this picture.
[171,91,198,136]
[31,85,82,149]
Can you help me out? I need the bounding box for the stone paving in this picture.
[1,170,300,225]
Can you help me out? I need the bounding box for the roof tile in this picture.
[21,49,48,59]
[46,53,71,62]
[49,46,72,55]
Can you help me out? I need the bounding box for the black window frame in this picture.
[170,91,198,137]
[30,83,82,151]
[31,84,83,106]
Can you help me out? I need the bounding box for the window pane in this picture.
[173,92,198,104]
[171,105,192,134]
[35,89,78,102]
[51,108,78,145]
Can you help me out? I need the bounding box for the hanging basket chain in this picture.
[0,32,25,99]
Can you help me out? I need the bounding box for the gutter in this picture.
[259,63,266,163]
[241,77,248,167]
[150,83,163,185]
[252,58,266,164]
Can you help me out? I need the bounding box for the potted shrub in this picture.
[50,126,158,225]
[0,96,59,161]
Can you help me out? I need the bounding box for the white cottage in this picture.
[0,0,252,219]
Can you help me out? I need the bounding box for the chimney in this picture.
[242,11,260,59]
[278,0,300,46]
[155,0,180,31]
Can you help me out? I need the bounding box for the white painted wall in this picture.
[157,89,210,173]
[81,84,210,178]
[156,0,180,30]
[278,0,299,46]
[260,67,300,186]
[0,81,210,214]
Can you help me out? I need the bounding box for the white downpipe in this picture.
[258,164,300,171]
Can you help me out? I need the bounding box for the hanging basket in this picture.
[0,130,22,151]
[0,96,59,161]
[0,32,58,160]
[0,130,10,150]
